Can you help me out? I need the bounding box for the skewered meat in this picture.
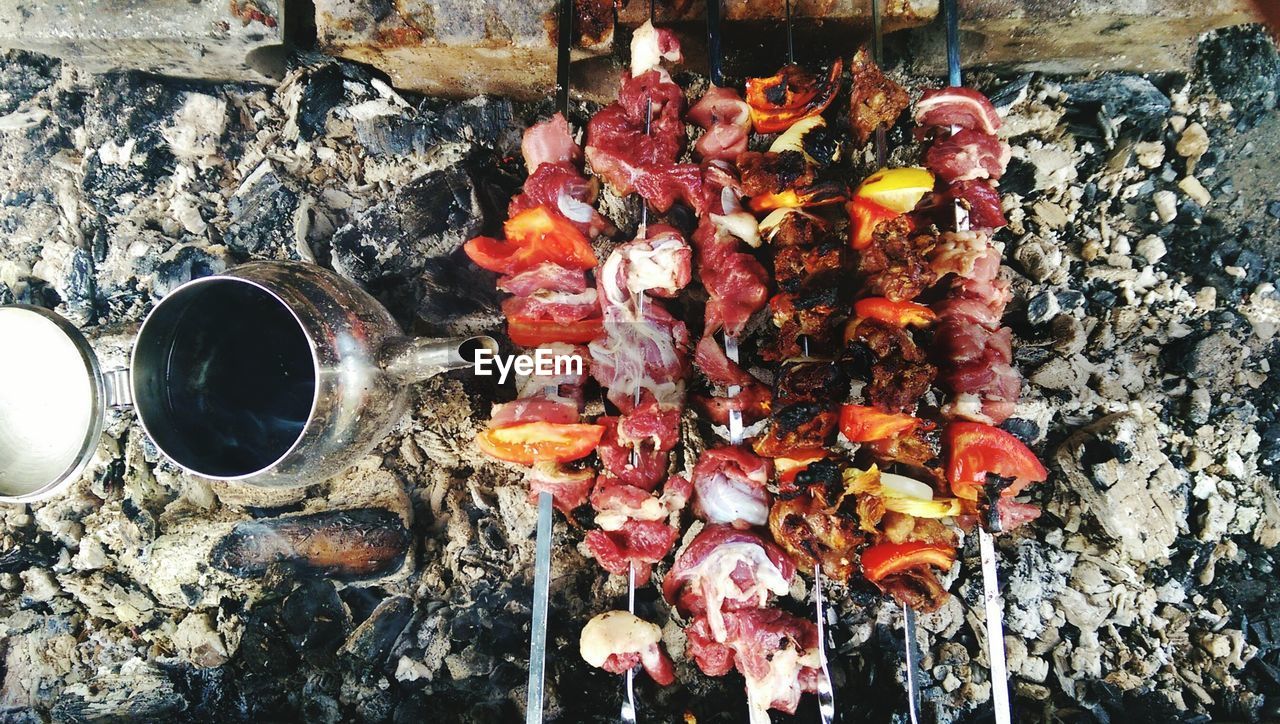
[692,217,770,336]
[525,462,596,515]
[501,288,600,325]
[848,47,909,146]
[844,317,936,414]
[584,519,681,586]
[520,113,582,173]
[629,20,682,76]
[738,150,815,197]
[925,128,1012,183]
[753,359,848,456]
[592,475,692,531]
[914,86,1003,136]
[489,397,581,428]
[945,179,1007,230]
[497,262,589,296]
[580,610,677,685]
[663,524,794,641]
[596,415,671,492]
[690,85,752,161]
[692,447,773,528]
[684,609,822,724]
[691,336,773,426]
[857,215,938,302]
[773,238,846,293]
[768,458,864,580]
[760,207,825,247]
[509,162,613,239]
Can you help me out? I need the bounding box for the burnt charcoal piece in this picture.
[1195,25,1280,130]
[1062,74,1171,139]
[14,276,60,308]
[210,509,411,581]
[0,50,60,116]
[152,246,229,298]
[340,595,413,667]
[283,579,351,658]
[0,532,60,574]
[0,282,12,305]
[330,165,503,334]
[357,96,522,158]
[223,169,302,260]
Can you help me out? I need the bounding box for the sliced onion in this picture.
[878,472,935,501]
[769,115,825,158]
[556,189,595,224]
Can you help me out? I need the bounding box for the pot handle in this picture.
[103,368,134,409]
[378,335,499,385]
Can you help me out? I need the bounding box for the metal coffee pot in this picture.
[0,261,495,503]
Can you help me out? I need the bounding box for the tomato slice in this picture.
[847,197,899,250]
[839,404,930,443]
[861,541,956,582]
[476,421,604,465]
[506,315,603,347]
[945,422,1047,501]
[854,297,937,328]
[464,206,597,275]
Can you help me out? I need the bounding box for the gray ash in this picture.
[2,23,1280,724]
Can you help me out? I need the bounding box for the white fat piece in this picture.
[624,236,687,297]
[595,496,665,532]
[697,474,768,527]
[684,543,791,641]
[743,643,823,724]
[630,20,677,77]
[711,187,761,248]
[580,610,662,668]
[525,288,599,307]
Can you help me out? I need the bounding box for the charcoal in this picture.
[79,73,181,214]
[1267,200,1280,220]
[14,276,59,308]
[339,595,413,667]
[0,50,60,116]
[330,164,503,333]
[0,533,60,574]
[283,579,351,658]
[356,96,523,158]
[210,509,411,581]
[223,168,302,260]
[0,280,12,305]
[50,664,186,722]
[1195,24,1280,130]
[1062,74,1171,139]
[151,245,230,297]
[1025,290,1057,325]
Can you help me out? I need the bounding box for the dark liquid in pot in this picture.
[140,282,315,478]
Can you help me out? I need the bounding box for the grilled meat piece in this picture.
[848,47,909,146]
[761,208,825,247]
[845,318,936,413]
[768,459,865,581]
[773,359,849,406]
[738,150,815,197]
[752,403,839,457]
[774,238,847,293]
[857,216,939,302]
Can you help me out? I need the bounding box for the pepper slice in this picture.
[476,421,604,466]
[854,297,937,328]
[860,541,956,583]
[749,181,848,212]
[774,449,831,486]
[745,59,844,134]
[846,197,899,250]
[945,421,1048,501]
[506,315,604,347]
[839,404,931,443]
[464,206,598,275]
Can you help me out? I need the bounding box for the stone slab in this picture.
[0,1,287,84]
[907,0,1264,75]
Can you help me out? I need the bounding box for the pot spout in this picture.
[380,335,499,384]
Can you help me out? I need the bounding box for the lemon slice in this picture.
[853,167,935,214]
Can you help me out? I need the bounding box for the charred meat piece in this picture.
[211,509,411,581]
[774,238,847,293]
[848,47,909,146]
[857,216,939,302]
[738,150,815,197]
[768,459,865,581]
[845,318,936,413]
[752,403,839,457]
[773,359,849,406]
[761,208,825,247]
[876,567,951,612]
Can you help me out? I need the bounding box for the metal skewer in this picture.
[623,5,658,722]
[864,2,926,718]
[942,1,1008,721]
[526,3,575,722]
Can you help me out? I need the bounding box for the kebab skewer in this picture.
[460,2,610,721]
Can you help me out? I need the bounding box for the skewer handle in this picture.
[707,0,723,86]
[944,0,961,87]
[556,0,573,114]
[903,605,923,724]
[979,529,1012,724]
